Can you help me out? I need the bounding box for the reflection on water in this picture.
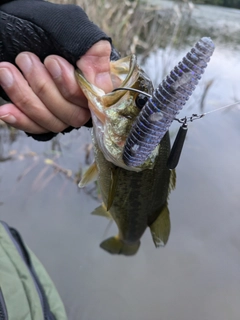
[1,3,240,320]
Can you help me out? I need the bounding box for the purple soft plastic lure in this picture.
[123,37,215,167]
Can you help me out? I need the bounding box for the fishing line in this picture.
[201,100,240,116]
[168,100,240,169]
[175,100,240,124]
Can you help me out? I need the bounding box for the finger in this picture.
[0,62,67,133]
[44,55,88,107]
[77,40,113,93]
[0,103,48,133]
[16,53,91,128]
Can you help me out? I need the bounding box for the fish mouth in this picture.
[75,55,139,123]
[75,55,156,171]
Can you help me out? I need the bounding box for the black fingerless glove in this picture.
[0,0,120,141]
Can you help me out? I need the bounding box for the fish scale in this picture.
[94,132,171,244]
[123,37,215,167]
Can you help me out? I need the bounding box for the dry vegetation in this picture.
[49,0,194,58]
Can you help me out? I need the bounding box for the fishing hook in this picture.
[112,87,152,98]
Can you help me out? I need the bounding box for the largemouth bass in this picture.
[76,55,175,255]
[76,38,214,255]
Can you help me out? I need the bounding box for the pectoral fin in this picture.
[78,162,98,188]
[91,204,112,219]
[149,205,171,247]
[106,167,119,211]
[100,236,140,256]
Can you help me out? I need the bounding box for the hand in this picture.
[0,0,119,139]
[0,40,113,134]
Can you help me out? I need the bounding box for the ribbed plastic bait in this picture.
[123,37,215,167]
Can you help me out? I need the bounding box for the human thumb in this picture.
[77,40,113,93]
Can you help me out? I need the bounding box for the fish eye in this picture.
[135,94,148,109]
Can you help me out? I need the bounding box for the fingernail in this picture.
[46,59,62,79]
[0,114,16,124]
[17,53,32,74]
[0,68,13,88]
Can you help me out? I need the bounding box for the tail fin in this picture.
[100,237,140,256]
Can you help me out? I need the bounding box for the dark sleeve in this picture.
[0,0,113,66]
[0,0,120,141]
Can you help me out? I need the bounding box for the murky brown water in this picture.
[1,2,240,320]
